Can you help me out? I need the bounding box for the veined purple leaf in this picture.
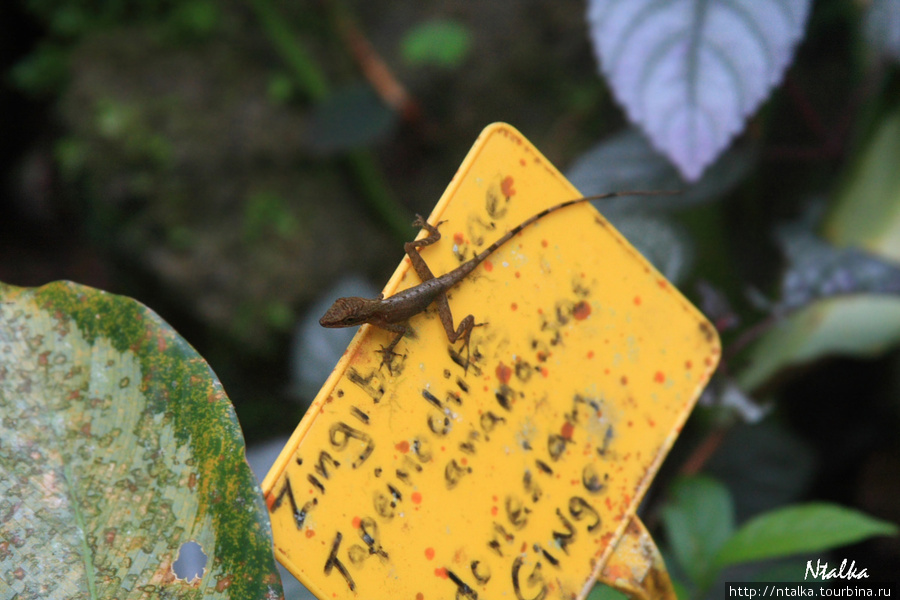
[587,0,811,180]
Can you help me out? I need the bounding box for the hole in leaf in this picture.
[172,540,207,582]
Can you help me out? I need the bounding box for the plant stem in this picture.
[248,0,329,101]
[345,150,412,241]
[248,0,410,240]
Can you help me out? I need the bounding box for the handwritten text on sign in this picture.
[264,125,719,600]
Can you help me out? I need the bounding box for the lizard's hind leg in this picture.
[435,295,485,373]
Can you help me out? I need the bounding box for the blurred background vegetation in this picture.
[1,0,899,595]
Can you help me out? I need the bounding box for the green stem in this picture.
[248,0,328,101]
[345,150,412,241]
[248,0,410,241]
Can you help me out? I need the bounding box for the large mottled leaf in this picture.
[0,281,282,599]
[587,0,810,180]
[864,0,900,62]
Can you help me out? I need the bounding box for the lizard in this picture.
[319,190,673,374]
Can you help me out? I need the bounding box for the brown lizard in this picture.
[319,191,672,373]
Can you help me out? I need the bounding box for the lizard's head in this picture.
[319,296,379,328]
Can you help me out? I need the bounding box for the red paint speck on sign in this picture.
[541,239,548,248]
[412,492,423,504]
[511,302,518,311]
[352,516,361,529]
[395,440,410,453]
[654,371,665,383]
[634,296,642,306]
[501,176,516,197]
[561,421,574,440]
[425,547,435,560]
[484,260,494,272]
[305,529,316,538]
[496,362,512,384]
[573,301,591,320]
[435,568,448,579]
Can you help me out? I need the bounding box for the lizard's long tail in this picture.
[445,190,678,281]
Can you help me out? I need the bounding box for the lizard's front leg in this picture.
[405,215,445,283]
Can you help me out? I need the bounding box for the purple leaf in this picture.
[587,0,811,180]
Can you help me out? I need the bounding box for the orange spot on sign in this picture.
[395,440,410,453]
[501,176,516,197]
[425,547,435,560]
[496,362,512,384]
[573,301,591,320]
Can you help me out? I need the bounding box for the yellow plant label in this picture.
[262,123,720,600]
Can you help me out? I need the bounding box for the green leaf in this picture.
[169,0,220,39]
[737,295,900,391]
[401,19,473,68]
[825,108,900,260]
[566,128,757,212]
[660,475,734,588]
[716,503,898,567]
[0,281,282,599]
[586,583,629,600]
[10,43,70,96]
[303,83,396,155]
